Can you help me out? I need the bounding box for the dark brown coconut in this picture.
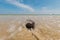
[25,20,35,30]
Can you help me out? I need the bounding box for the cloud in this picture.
[36,7,60,14]
[6,0,34,12]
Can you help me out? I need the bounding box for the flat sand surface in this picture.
[0,15,60,40]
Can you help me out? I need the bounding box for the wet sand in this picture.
[0,15,60,40]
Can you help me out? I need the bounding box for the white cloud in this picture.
[36,7,60,14]
[6,0,34,12]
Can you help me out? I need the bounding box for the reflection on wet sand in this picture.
[0,15,60,40]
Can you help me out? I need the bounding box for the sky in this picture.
[0,0,60,14]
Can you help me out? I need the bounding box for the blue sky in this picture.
[0,0,60,14]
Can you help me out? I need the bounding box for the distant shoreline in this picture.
[0,14,60,16]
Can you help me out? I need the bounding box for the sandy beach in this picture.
[0,15,60,40]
